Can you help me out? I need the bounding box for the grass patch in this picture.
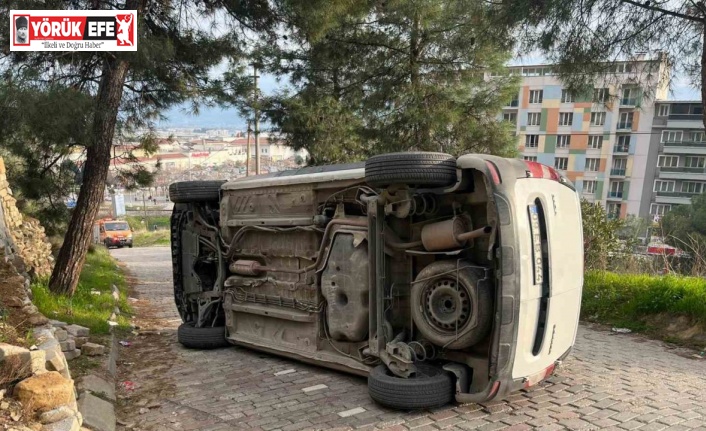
[31,247,132,334]
[126,215,170,232]
[132,230,171,247]
[582,270,706,332]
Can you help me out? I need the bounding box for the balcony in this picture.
[610,168,627,176]
[654,191,702,198]
[668,114,703,121]
[653,190,701,205]
[620,98,637,106]
[613,145,630,154]
[660,166,706,173]
[617,122,633,130]
[663,141,706,147]
[607,191,624,199]
[657,166,706,180]
[662,141,706,155]
[505,100,519,108]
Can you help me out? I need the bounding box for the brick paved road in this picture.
[112,247,706,431]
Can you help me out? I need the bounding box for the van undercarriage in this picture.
[169,152,581,409]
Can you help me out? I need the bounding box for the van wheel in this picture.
[368,363,454,410]
[411,260,493,350]
[169,180,226,203]
[365,152,457,189]
[177,323,230,349]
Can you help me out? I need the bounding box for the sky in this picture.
[157,57,701,129]
[157,72,283,129]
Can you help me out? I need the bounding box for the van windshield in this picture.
[105,222,129,231]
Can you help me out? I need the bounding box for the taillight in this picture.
[485,161,501,185]
[523,161,575,191]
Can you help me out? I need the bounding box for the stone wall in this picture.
[0,157,54,278]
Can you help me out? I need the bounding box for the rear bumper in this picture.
[455,346,573,403]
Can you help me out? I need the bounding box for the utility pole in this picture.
[246,119,251,177]
[253,65,260,176]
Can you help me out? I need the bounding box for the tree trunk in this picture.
[702,25,706,131]
[48,57,130,295]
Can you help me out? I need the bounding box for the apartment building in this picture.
[642,101,706,220]
[501,55,670,218]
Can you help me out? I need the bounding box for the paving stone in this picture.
[81,343,104,356]
[108,248,706,431]
[63,349,81,360]
[77,374,116,401]
[78,392,114,431]
[53,329,68,342]
[60,339,76,352]
[65,325,89,337]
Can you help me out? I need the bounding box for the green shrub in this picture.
[582,271,706,329]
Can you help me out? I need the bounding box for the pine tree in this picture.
[0,0,277,295]
[256,0,523,164]
[524,0,706,128]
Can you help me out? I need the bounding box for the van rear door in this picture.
[511,174,583,380]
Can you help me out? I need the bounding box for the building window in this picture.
[503,112,517,124]
[523,156,537,162]
[658,155,679,167]
[606,203,622,218]
[615,63,634,73]
[525,134,539,148]
[527,112,541,126]
[681,181,705,194]
[522,67,542,77]
[590,112,606,126]
[618,112,634,129]
[661,130,683,143]
[654,180,675,192]
[507,94,519,107]
[593,88,610,102]
[609,181,624,198]
[529,90,543,104]
[690,131,704,142]
[615,135,630,152]
[650,204,671,216]
[555,157,568,170]
[561,89,574,103]
[557,135,571,148]
[621,87,639,105]
[588,135,603,149]
[685,156,706,168]
[558,112,573,126]
[585,158,600,171]
[658,104,670,117]
[583,180,596,194]
[613,157,627,170]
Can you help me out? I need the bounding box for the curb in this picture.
[77,331,118,431]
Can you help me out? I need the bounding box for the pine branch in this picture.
[620,0,703,23]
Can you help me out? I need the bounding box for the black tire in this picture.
[368,363,454,410]
[177,323,230,349]
[169,180,226,203]
[411,260,493,350]
[365,152,457,188]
